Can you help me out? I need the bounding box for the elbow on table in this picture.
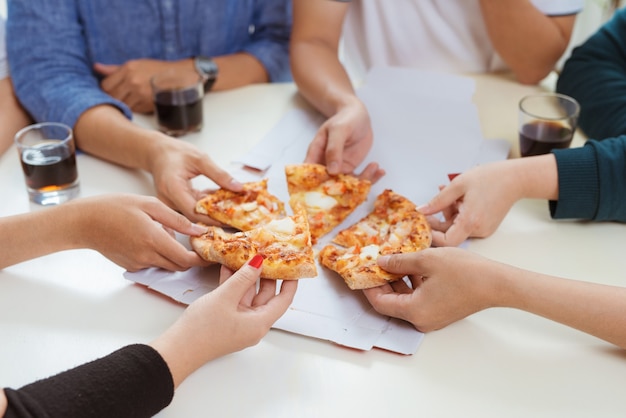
[512,67,554,86]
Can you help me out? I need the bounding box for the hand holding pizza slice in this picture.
[319,189,432,290]
[190,206,317,280]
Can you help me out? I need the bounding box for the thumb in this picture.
[377,252,427,276]
[220,255,264,300]
[94,62,120,76]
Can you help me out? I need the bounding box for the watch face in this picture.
[196,57,218,80]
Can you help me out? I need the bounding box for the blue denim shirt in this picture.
[6,0,292,127]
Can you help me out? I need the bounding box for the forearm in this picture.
[150,325,216,389]
[479,0,574,84]
[291,41,359,118]
[0,202,94,269]
[73,105,165,171]
[0,78,31,155]
[291,0,355,117]
[504,154,559,201]
[497,266,626,348]
[213,53,269,90]
[2,344,173,418]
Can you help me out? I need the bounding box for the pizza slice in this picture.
[285,163,371,242]
[195,179,285,231]
[190,206,317,280]
[319,189,432,290]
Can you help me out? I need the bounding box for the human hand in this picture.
[362,248,502,332]
[304,99,385,183]
[152,255,298,387]
[419,161,524,247]
[146,136,243,223]
[94,59,193,114]
[69,194,209,272]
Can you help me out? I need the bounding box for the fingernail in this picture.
[417,204,430,213]
[327,161,339,174]
[191,223,209,235]
[249,254,264,269]
[229,178,244,190]
[447,173,461,181]
[377,255,390,267]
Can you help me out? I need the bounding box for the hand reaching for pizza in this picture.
[66,194,211,272]
[362,248,501,332]
[146,136,244,225]
[419,160,527,247]
[151,256,298,387]
[304,98,385,184]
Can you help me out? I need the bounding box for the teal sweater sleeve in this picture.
[556,9,626,140]
[550,136,626,222]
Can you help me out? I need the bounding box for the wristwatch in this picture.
[194,56,219,92]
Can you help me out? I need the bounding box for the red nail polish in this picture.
[447,173,461,181]
[249,254,264,269]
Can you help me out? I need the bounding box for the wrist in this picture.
[333,93,363,114]
[516,154,559,200]
[193,56,219,93]
[144,132,173,174]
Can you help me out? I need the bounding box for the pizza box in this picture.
[125,68,509,354]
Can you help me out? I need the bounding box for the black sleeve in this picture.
[3,344,174,418]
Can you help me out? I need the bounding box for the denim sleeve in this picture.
[6,1,131,128]
[556,9,626,140]
[241,0,292,82]
[550,136,626,222]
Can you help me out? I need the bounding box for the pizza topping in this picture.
[285,163,371,242]
[323,180,346,196]
[303,191,338,210]
[195,179,285,231]
[240,201,259,212]
[265,217,297,236]
[319,189,432,290]
[359,244,380,260]
[190,206,316,280]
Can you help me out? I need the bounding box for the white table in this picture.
[2,74,626,418]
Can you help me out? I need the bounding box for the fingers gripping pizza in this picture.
[285,163,371,242]
[195,179,285,231]
[190,206,317,280]
[319,189,432,290]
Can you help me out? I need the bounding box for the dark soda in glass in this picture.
[519,120,573,157]
[154,88,203,136]
[20,141,78,192]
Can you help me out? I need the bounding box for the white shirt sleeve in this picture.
[0,17,8,80]
[531,0,584,16]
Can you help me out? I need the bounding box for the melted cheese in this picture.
[304,191,337,210]
[359,244,380,260]
[266,217,296,235]
[240,201,258,212]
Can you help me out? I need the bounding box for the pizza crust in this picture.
[319,244,402,290]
